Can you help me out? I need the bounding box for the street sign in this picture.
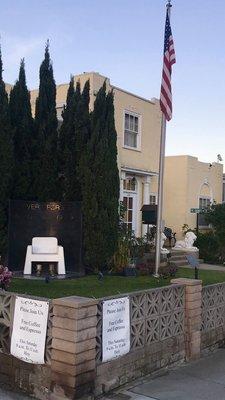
[190,208,201,214]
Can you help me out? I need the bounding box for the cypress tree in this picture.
[81,82,119,270]
[59,79,90,201]
[34,42,58,201]
[75,79,90,200]
[62,81,81,200]
[9,59,34,200]
[0,48,14,255]
[104,90,120,258]
[58,76,75,199]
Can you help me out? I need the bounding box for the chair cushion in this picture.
[32,237,58,254]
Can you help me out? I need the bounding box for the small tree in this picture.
[9,59,34,199]
[82,83,119,270]
[0,48,14,254]
[34,42,58,201]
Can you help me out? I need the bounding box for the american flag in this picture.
[160,8,176,121]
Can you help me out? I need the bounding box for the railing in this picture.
[96,284,185,363]
[202,283,225,332]
[0,290,52,364]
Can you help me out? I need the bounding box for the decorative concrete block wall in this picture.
[201,283,225,353]
[1,279,225,399]
[95,285,186,395]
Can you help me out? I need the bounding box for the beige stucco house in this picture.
[163,155,223,239]
[30,72,162,237]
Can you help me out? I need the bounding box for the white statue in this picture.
[161,232,170,254]
[173,231,198,251]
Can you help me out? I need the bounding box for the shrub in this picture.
[159,263,178,278]
[195,231,220,264]
[0,266,13,290]
[136,260,155,276]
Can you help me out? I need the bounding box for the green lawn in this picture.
[7,267,225,299]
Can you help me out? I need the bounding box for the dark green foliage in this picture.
[59,80,82,200]
[59,79,90,201]
[197,203,225,263]
[75,80,90,200]
[34,42,58,201]
[82,82,119,270]
[58,76,76,199]
[9,59,34,199]
[195,231,220,264]
[0,49,14,255]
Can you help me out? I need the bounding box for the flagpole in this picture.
[154,0,172,277]
[154,114,166,277]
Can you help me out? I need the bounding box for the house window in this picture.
[150,194,157,205]
[199,197,211,210]
[198,196,211,227]
[124,112,140,149]
[123,177,136,191]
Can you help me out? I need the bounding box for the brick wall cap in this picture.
[171,278,202,286]
[53,296,98,308]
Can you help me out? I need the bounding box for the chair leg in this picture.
[36,264,42,276]
[49,264,55,276]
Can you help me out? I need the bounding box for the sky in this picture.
[1,0,225,164]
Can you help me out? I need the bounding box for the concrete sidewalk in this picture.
[106,348,225,400]
[181,262,225,272]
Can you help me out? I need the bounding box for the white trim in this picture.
[121,166,158,177]
[123,110,142,151]
[123,145,141,152]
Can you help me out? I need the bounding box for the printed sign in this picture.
[102,296,130,362]
[10,296,49,364]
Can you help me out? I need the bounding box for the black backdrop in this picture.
[8,200,84,274]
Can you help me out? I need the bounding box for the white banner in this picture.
[10,296,49,364]
[102,296,130,362]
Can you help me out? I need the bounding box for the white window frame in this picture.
[123,191,137,234]
[149,193,158,205]
[123,110,141,151]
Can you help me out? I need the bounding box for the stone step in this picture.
[170,255,188,261]
[170,259,189,267]
[170,250,188,256]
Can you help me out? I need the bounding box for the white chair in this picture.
[24,237,66,275]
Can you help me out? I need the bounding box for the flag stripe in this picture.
[160,10,176,121]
